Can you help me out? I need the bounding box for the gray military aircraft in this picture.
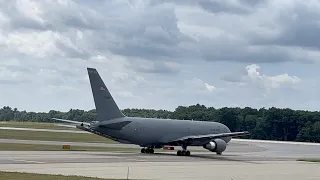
[53,68,249,156]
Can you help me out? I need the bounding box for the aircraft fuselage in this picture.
[91,116,231,147]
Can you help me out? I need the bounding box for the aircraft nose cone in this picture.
[226,126,231,133]
[224,125,232,143]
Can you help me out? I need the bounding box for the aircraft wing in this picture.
[52,118,90,126]
[167,131,249,145]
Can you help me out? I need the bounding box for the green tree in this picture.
[1,104,319,143]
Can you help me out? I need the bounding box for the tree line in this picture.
[0,104,319,143]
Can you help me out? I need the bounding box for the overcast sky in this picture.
[1,0,320,112]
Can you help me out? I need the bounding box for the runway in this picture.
[1,138,320,180]
[1,151,319,180]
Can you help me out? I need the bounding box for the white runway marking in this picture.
[11,159,45,164]
[232,138,320,146]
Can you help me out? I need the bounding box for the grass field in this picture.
[0,171,126,180]
[0,129,116,143]
[0,121,79,130]
[0,121,117,143]
[0,143,137,152]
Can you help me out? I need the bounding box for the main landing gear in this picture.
[141,147,154,154]
[177,150,190,156]
[177,145,190,156]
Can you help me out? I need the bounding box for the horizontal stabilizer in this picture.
[54,124,77,128]
[52,118,90,126]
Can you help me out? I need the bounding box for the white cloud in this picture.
[15,0,44,24]
[185,77,217,93]
[205,83,216,92]
[4,31,61,57]
[246,64,301,89]
[0,0,319,112]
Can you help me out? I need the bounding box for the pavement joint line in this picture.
[11,159,45,164]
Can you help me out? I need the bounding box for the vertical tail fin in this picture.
[87,68,125,121]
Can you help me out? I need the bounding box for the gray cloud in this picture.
[130,61,181,75]
[248,1,320,51]
[150,0,267,14]
[3,0,104,31]
[0,79,30,84]
[197,0,253,14]
[0,0,320,112]
[2,0,318,65]
[239,0,266,6]
[92,4,195,61]
[199,37,295,63]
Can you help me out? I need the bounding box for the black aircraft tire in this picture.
[181,151,186,156]
[145,148,154,154]
[186,151,190,156]
[177,150,182,156]
[177,150,191,156]
[141,148,146,153]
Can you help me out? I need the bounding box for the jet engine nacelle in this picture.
[203,139,227,153]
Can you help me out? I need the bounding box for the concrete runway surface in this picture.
[1,138,320,180]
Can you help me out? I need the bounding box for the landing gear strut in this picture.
[141,147,154,154]
[177,144,190,156]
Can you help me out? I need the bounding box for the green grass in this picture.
[297,158,320,163]
[0,143,137,152]
[0,171,127,180]
[0,129,116,143]
[0,121,78,130]
[0,121,116,143]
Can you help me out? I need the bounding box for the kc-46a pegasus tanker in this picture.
[53,68,249,156]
